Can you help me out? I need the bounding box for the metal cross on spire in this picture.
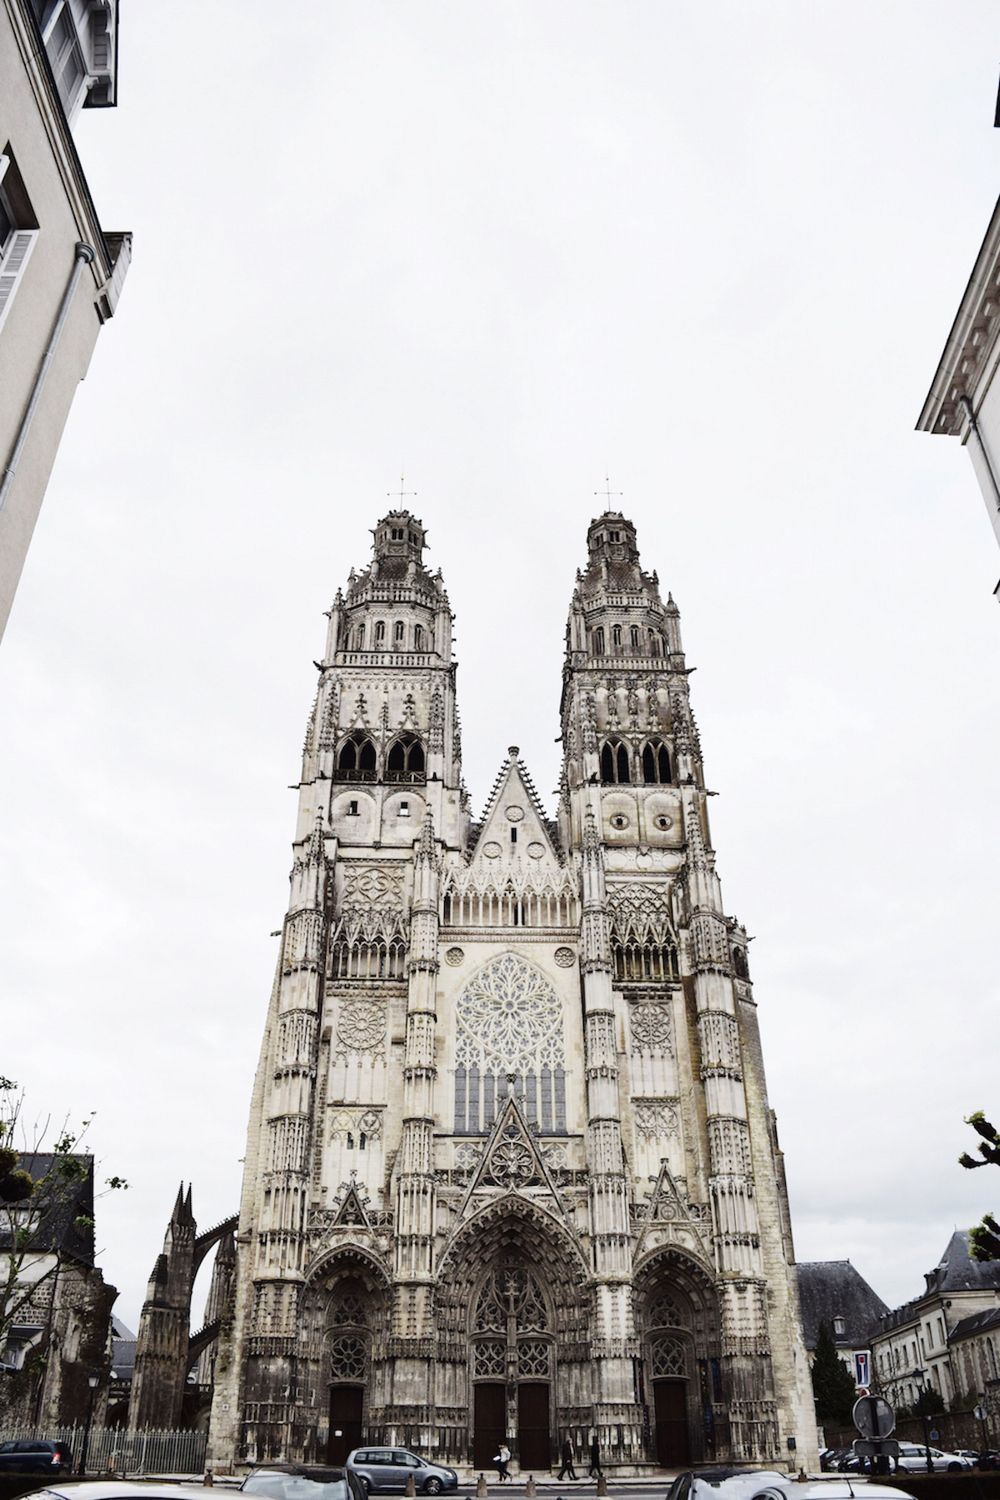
[595,475,622,504]
[388,474,417,505]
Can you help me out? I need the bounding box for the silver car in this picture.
[346,1449,457,1497]
[896,1442,974,1474]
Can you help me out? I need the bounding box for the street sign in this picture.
[930,1429,940,1443]
[853,1349,872,1389]
[853,1395,896,1439]
[975,1404,987,1423]
[855,1440,900,1460]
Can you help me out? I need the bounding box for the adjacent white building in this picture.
[0,0,130,640]
[918,194,1000,594]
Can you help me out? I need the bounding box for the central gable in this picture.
[471,747,561,871]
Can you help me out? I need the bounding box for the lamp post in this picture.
[78,1373,100,1476]
[913,1369,934,1475]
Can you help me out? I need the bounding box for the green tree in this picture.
[0,1077,127,1357]
[914,1385,945,1416]
[959,1112,1000,1261]
[811,1321,858,1427]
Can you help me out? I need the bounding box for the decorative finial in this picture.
[508,745,519,759]
[595,475,622,505]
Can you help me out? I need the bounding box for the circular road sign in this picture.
[853,1395,895,1439]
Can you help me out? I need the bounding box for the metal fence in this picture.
[0,1424,208,1475]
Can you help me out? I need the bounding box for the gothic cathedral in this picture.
[208,511,816,1473]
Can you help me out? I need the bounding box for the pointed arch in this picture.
[600,739,631,785]
[386,732,425,781]
[641,739,672,785]
[336,731,377,780]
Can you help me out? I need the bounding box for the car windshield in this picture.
[243,1477,350,1500]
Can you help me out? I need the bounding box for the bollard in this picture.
[525,1479,537,1497]
[204,1471,214,1487]
[405,1476,416,1498]
[596,1474,609,1498]
[477,1474,489,1497]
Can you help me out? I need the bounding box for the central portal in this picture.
[327,1384,364,1463]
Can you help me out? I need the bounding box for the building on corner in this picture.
[917,194,1000,596]
[872,1230,1000,1411]
[0,0,130,641]
[207,510,818,1474]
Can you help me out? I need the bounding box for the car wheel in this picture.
[424,1482,443,1495]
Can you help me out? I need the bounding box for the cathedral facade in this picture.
[208,511,816,1473]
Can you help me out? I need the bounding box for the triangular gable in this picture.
[332,1184,371,1230]
[457,1088,567,1223]
[472,748,560,870]
[635,1160,711,1262]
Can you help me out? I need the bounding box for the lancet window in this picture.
[335,732,377,780]
[374,620,386,646]
[454,954,566,1133]
[600,739,631,784]
[592,626,605,655]
[641,739,672,784]
[386,733,425,781]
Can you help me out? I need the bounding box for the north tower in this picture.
[208,510,816,1474]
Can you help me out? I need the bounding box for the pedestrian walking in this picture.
[558,1437,578,1481]
[494,1442,511,1482]
[588,1437,602,1479]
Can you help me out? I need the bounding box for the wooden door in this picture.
[653,1379,690,1467]
[517,1382,551,1472]
[474,1383,506,1470]
[327,1385,364,1463]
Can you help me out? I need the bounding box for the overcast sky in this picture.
[3,1,1000,1335]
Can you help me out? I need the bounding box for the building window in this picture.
[393,620,405,644]
[612,624,622,651]
[0,152,38,335]
[347,800,359,816]
[413,623,423,649]
[398,800,410,817]
[374,620,385,646]
[833,1316,846,1338]
[37,2,89,121]
[630,624,640,651]
[386,734,425,780]
[640,739,671,784]
[354,623,365,649]
[391,527,404,540]
[592,627,605,655]
[600,739,631,785]
[336,734,377,779]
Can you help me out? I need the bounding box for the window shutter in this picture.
[0,230,38,332]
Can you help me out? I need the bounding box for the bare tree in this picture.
[0,1077,127,1360]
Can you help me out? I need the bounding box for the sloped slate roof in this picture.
[797,1260,889,1349]
[949,1305,1000,1344]
[925,1229,1000,1294]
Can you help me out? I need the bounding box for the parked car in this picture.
[665,1470,790,1500]
[241,1464,366,1500]
[28,1486,210,1500]
[346,1449,457,1496]
[748,1481,916,1500]
[895,1442,974,1473]
[0,1439,73,1474]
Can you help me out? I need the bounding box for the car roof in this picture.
[33,1486,218,1500]
[748,1485,917,1500]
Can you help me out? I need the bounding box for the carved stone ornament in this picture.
[553,946,576,968]
[337,998,386,1052]
[445,946,465,966]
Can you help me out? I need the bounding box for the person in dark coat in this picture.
[558,1437,578,1480]
[588,1437,602,1478]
